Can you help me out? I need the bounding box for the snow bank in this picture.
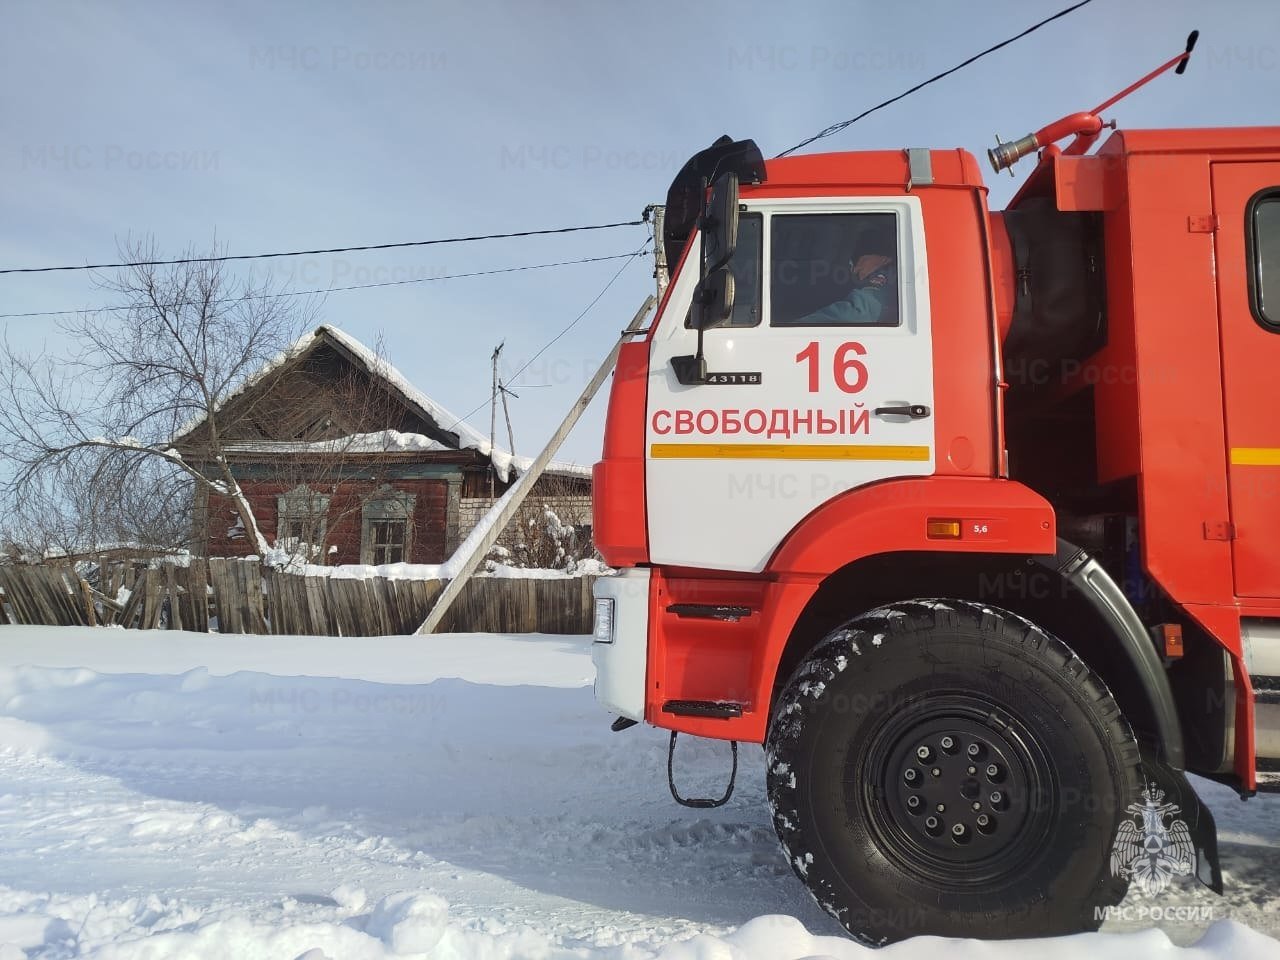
[485,557,613,579]
[267,554,610,581]
[0,889,1271,959]
[0,626,1275,958]
[653,915,1278,959]
[0,625,594,687]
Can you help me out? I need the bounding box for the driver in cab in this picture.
[798,244,898,326]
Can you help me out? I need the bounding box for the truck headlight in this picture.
[593,598,615,643]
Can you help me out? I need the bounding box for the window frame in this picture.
[360,490,416,565]
[1246,186,1280,332]
[367,518,408,565]
[685,211,764,330]
[730,196,922,336]
[276,485,330,559]
[765,209,903,329]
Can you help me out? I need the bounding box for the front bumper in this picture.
[591,568,651,722]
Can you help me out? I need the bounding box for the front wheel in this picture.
[766,599,1142,943]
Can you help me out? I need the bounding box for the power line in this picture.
[443,240,651,433]
[0,251,642,320]
[507,241,651,384]
[775,0,1095,158]
[0,219,646,276]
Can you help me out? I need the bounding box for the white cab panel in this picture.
[646,197,935,572]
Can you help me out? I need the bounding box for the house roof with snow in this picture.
[171,325,590,482]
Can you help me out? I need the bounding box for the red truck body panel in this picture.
[594,128,1280,789]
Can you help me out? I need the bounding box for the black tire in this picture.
[765,599,1142,944]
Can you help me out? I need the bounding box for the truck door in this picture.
[1211,162,1280,598]
[646,196,935,573]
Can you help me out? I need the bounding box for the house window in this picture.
[369,519,407,564]
[276,486,330,561]
[361,490,416,565]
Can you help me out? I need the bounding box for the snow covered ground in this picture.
[0,626,1277,959]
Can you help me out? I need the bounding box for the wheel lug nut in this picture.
[967,743,982,758]
[924,816,941,834]
[940,736,955,752]
[952,823,965,835]
[907,795,922,809]
[971,801,981,812]
[976,814,995,833]
[916,745,933,762]
[936,803,946,813]
[904,768,918,783]
[931,767,941,778]
[951,823,969,843]
[967,766,977,775]
[986,763,1001,780]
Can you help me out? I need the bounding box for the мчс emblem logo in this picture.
[1109,783,1196,896]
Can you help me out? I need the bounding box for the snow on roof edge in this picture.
[319,325,591,481]
[173,325,592,482]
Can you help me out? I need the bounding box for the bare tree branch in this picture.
[0,237,316,561]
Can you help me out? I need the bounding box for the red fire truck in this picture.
[590,39,1279,943]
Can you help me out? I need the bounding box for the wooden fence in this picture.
[0,559,597,636]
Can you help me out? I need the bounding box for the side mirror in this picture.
[701,171,740,275]
[671,169,742,386]
[672,267,735,385]
[692,266,735,330]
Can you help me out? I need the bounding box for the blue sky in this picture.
[2,0,1277,463]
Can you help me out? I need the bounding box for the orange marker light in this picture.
[926,519,962,539]
[1157,624,1184,660]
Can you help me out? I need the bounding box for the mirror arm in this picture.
[670,354,707,385]
[671,320,708,386]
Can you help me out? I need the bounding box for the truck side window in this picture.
[1249,190,1280,330]
[770,212,900,327]
[685,212,762,328]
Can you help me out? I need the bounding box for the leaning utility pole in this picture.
[649,204,669,302]
[416,294,656,634]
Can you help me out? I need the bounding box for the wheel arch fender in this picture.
[1033,537,1185,771]
[754,476,1058,730]
[761,534,1185,772]
[766,476,1057,577]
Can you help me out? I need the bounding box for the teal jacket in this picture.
[799,263,897,325]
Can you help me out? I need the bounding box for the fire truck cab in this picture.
[591,114,1280,941]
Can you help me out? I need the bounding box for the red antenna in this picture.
[988,30,1199,173]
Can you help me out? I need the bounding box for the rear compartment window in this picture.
[1249,189,1280,330]
[770,212,900,327]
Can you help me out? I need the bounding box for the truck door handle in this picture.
[874,404,931,419]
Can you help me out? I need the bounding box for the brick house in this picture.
[173,325,591,566]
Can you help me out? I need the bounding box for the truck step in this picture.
[666,603,753,622]
[662,699,744,719]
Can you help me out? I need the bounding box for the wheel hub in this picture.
[857,694,1056,885]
